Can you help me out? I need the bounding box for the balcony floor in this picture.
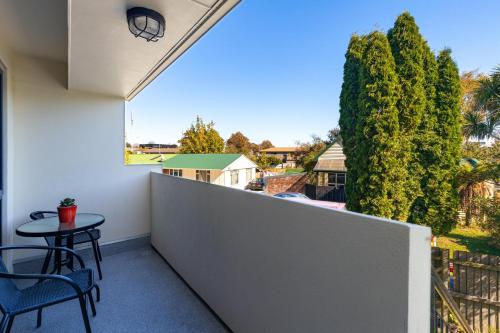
[8,246,229,333]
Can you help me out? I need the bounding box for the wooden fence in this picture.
[304,184,346,202]
[433,248,500,333]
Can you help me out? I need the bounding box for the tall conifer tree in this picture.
[432,49,462,234]
[338,13,463,234]
[387,12,426,221]
[408,41,442,229]
[339,35,366,212]
[355,31,406,219]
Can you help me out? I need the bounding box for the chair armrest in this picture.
[0,245,85,269]
[0,271,85,295]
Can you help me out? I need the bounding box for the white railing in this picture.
[151,172,431,333]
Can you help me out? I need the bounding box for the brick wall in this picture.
[264,173,307,195]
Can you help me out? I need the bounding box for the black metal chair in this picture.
[0,245,99,333]
[30,211,103,280]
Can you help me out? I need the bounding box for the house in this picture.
[260,146,299,167]
[306,143,347,202]
[162,154,257,190]
[313,143,347,188]
[0,1,431,332]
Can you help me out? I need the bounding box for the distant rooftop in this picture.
[137,147,179,154]
[162,154,246,170]
[261,147,299,153]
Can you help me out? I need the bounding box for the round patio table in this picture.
[16,213,105,272]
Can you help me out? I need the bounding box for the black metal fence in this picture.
[305,184,346,202]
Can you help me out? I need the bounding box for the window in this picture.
[164,169,182,177]
[246,168,252,183]
[327,172,346,188]
[196,170,210,183]
[230,170,239,185]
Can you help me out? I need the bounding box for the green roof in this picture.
[126,154,176,165]
[162,154,243,170]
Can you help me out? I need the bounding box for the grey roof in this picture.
[313,143,346,172]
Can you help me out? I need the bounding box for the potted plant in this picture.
[58,198,77,223]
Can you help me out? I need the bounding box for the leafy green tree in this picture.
[294,135,326,173]
[178,116,224,153]
[250,143,260,156]
[388,12,426,221]
[226,131,252,154]
[355,31,406,219]
[476,195,500,246]
[254,153,273,170]
[259,140,274,150]
[252,151,281,170]
[457,160,500,226]
[462,141,500,162]
[339,34,366,212]
[325,128,342,145]
[470,66,500,140]
[267,156,282,167]
[460,71,483,140]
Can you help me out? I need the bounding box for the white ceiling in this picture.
[0,0,239,100]
[68,0,240,99]
[0,0,67,62]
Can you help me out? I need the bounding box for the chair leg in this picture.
[0,314,9,333]
[78,295,92,333]
[90,240,103,280]
[96,241,102,262]
[94,284,100,302]
[5,315,14,333]
[41,250,52,274]
[88,291,97,316]
[37,308,43,328]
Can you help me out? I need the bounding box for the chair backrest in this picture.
[30,211,58,220]
[30,211,59,245]
[0,256,20,312]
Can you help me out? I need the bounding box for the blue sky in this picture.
[126,0,500,146]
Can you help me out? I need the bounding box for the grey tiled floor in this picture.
[6,247,229,333]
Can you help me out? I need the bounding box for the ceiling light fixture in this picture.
[127,7,165,42]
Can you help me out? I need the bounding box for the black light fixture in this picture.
[127,7,165,42]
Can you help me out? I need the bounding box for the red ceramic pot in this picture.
[58,205,77,223]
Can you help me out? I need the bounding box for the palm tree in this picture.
[457,159,500,225]
[463,66,500,140]
[462,109,488,140]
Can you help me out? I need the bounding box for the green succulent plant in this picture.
[59,198,76,207]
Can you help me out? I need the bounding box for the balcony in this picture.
[12,246,228,333]
[0,1,432,332]
[5,173,431,332]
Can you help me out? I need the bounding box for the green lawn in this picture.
[284,168,304,174]
[437,226,500,256]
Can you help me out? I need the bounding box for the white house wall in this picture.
[10,54,160,261]
[222,155,256,190]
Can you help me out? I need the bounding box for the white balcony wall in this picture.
[8,54,160,261]
[151,172,431,333]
